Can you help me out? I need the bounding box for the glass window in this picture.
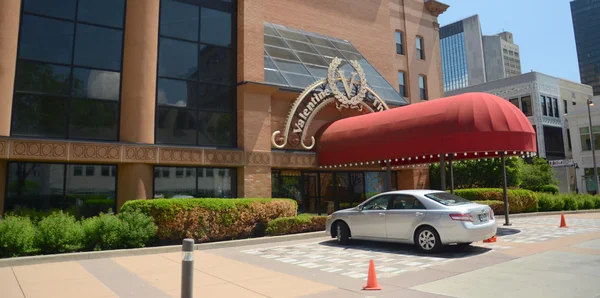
[159,38,199,79]
[553,98,559,117]
[547,97,553,117]
[18,15,75,64]
[69,99,119,140]
[13,2,125,141]
[198,168,236,197]
[160,0,199,41]
[419,75,428,100]
[74,165,83,176]
[197,84,234,112]
[175,168,184,178]
[200,8,231,47]
[156,107,197,145]
[157,78,198,108]
[425,192,472,206]
[72,68,121,101]
[395,31,404,55]
[197,112,234,146]
[564,99,568,114]
[567,128,572,150]
[362,195,390,211]
[11,94,68,138]
[153,167,236,198]
[580,126,600,151]
[77,0,125,28]
[198,45,233,84]
[521,96,532,116]
[23,0,77,19]
[101,166,110,176]
[389,195,426,210]
[416,36,425,60]
[541,95,547,116]
[85,165,95,176]
[509,98,519,109]
[74,24,123,70]
[5,162,117,217]
[15,61,71,96]
[398,71,407,97]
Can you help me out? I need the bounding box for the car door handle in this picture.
[416,212,424,216]
[378,213,385,217]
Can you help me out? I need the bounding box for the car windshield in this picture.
[424,192,473,206]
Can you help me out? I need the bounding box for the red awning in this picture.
[317,92,537,167]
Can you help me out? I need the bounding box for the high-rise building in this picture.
[571,0,600,96]
[483,31,522,81]
[440,15,522,93]
[440,15,486,92]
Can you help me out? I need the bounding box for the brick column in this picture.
[116,163,153,211]
[237,84,274,198]
[0,0,21,136]
[0,160,6,215]
[117,0,159,208]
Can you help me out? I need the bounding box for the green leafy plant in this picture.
[117,210,158,248]
[473,200,505,215]
[0,215,37,257]
[121,198,297,243]
[453,188,538,213]
[82,212,124,251]
[265,214,327,236]
[36,211,84,254]
[539,185,559,195]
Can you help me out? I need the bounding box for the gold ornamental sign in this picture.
[271,57,389,150]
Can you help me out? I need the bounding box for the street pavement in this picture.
[1,213,600,298]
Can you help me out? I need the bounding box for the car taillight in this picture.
[449,213,474,222]
[490,209,494,220]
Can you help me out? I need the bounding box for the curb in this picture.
[0,231,327,268]
[509,210,600,218]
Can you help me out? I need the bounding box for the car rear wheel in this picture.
[335,221,350,245]
[415,226,442,253]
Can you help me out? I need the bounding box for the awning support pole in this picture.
[440,154,446,191]
[386,160,392,191]
[501,153,511,226]
[449,155,454,194]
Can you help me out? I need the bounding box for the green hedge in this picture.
[265,214,327,236]
[539,185,559,195]
[465,189,600,214]
[0,210,157,258]
[454,188,538,213]
[121,198,297,243]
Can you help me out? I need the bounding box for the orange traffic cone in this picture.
[483,235,497,243]
[363,260,381,291]
[559,213,567,228]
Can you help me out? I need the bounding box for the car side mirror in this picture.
[356,205,363,211]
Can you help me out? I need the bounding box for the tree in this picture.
[428,157,557,190]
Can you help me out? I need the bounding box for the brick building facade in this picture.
[0,0,448,215]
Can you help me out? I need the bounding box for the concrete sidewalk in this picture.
[1,213,599,298]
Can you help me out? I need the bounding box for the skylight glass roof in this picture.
[263,22,407,105]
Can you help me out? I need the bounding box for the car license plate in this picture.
[479,214,488,222]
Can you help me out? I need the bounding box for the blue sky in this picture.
[438,0,581,83]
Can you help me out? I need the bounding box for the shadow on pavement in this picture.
[317,239,492,259]
[496,227,521,237]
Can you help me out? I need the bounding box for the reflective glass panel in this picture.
[5,163,66,212]
[201,8,231,47]
[197,112,235,146]
[77,0,125,28]
[198,46,233,84]
[157,78,198,108]
[69,99,118,140]
[11,94,67,138]
[160,0,199,41]
[18,15,74,64]
[15,61,71,96]
[72,68,121,101]
[154,167,196,199]
[156,107,197,145]
[23,0,77,20]
[74,24,123,70]
[159,38,199,79]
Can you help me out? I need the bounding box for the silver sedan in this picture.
[325,190,497,253]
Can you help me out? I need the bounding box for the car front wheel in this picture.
[335,221,350,245]
[415,226,442,253]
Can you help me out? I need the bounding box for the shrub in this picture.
[537,193,564,212]
[82,212,124,251]
[454,188,537,213]
[593,196,600,209]
[121,198,297,243]
[36,211,84,254]
[562,195,579,211]
[265,215,327,236]
[539,185,559,195]
[6,208,58,223]
[117,211,158,248]
[473,200,505,215]
[0,216,36,257]
[339,202,360,209]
